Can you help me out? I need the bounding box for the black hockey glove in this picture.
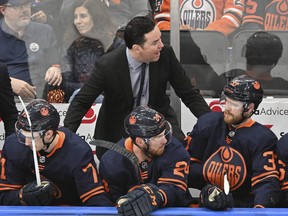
[19,181,53,206]
[117,183,164,216]
[200,184,233,210]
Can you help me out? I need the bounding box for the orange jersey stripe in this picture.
[158,178,187,191]
[0,183,22,190]
[82,190,105,203]
[159,189,167,206]
[252,174,279,187]
[281,185,288,190]
[252,170,279,182]
[190,157,201,163]
[80,186,105,200]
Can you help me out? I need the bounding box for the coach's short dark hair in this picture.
[124,16,155,49]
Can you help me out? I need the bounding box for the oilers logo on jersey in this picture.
[265,0,288,30]
[180,0,216,29]
[203,146,246,191]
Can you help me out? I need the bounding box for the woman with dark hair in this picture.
[61,0,123,102]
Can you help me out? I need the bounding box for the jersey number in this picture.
[82,163,98,183]
[245,0,258,14]
[173,161,189,178]
[263,151,276,171]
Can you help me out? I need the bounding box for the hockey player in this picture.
[153,0,244,36]
[242,0,288,31]
[186,75,281,209]
[99,106,192,216]
[0,99,113,206]
[276,133,288,207]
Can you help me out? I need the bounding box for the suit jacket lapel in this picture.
[148,61,160,105]
[117,47,134,105]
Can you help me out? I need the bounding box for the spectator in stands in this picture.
[153,0,244,36]
[60,0,152,32]
[0,99,114,206]
[64,16,211,160]
[61,0,123,102]
[186,75,280,209]
[30,0,64,42]
[0,63,18,137]
[220,31,288,95]
[276,133,288,207]
[242,0,288,31]
[0,0,62,101]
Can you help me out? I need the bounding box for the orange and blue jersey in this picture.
[242,0,288,30]
[99,136,192,207]
[0,127,113,206]
[187,111,280,207]
[276,133,288,207]
[154,0,244,36]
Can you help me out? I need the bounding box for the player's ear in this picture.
[135,137,146,146]
[248,103,255,113]
[243,103,254,117]
[44,130,54,139]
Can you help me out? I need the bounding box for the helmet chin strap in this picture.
[233,103,251,126]
[42,131,58,151]
[133,138,152,159]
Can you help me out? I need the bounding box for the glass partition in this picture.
[0,0,287,103]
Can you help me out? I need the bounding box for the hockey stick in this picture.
[18,96,41,187]
[90,139,141,184]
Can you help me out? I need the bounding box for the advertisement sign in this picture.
[181,98,288,138]
[0,99,287,150]
[0,104,101,150]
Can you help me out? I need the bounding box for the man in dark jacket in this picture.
[64,16,210,159]
[0,63,18,137]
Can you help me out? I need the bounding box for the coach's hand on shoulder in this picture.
[19,181,53,206]
[200,184,233,210]
[117,183,164,216]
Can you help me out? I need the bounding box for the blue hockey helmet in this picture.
[15,99,60,132]
[124,106,172,143]
[223,75,263,110]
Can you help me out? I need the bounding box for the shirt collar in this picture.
[1,19,31,39]
[126,47,143,70]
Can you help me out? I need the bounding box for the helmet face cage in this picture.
[15,99,60,134]
[124,106,172,144]
[145,121,172,146]
[219,93,245,110]
[222,75,263,110]
[163,121,172,145]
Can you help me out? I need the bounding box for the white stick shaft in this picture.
[18,96,41,187]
